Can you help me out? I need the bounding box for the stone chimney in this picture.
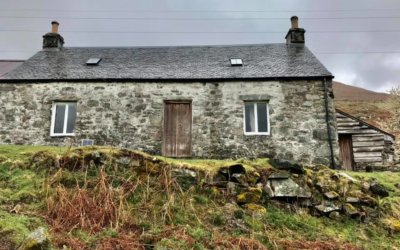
[285,16,305,44]
[43,21,64,50]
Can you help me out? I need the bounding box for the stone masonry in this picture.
[0,80,339,166]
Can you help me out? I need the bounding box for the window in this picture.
[230,58,243,66]
[243,102,269,135]
[86,58,102,66]
[50,102,77,136]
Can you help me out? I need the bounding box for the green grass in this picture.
[345,171,400,194]
[0,145,400,249]
[0,145,66,161]
[345,170,400,220]
[262,204,400,249]
[0,209,46,247]
[0,145,271,175]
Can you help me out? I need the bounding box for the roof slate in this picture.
[2,44,332,81]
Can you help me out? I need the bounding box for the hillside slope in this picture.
[0,145,399,250]
[333,81,397,143]
[333,81,389,101]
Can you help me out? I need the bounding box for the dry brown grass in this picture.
[333,81,389,101]
[96,232,145,250]
[51,234,87,250]
[213,236,268,250]
[46,168,126,234]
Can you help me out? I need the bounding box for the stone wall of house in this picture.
[0,80,339,166]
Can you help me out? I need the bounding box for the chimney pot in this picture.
[51,21,59,33]
[290,16,299,29]
[43,21,64,50]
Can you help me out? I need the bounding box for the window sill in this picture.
[244,132,270,136]
[50,134,76,137]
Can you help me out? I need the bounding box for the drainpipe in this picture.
[323,78,337,169]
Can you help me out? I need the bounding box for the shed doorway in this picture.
[162,101,192,157]
[339,134,354,170]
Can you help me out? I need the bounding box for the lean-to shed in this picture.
[336,109,395,171]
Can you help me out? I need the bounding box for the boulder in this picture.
[345,197,360,203]
[343,203,359,217]
[236,187,262,204]
[171,168,197,190]
[348,191,377,207]
[263,181,274,197]
[171,168,197,178]
[370,181,389,197]
[329,211,341,220]
[338,172,359,183]
[270,159,305,174]
[268,170,290,180]
[231,173,247,186]
[270,178,311,198]
[315,179,337,193]
[315,202,340,214]
[19,227,49,250]
[324,191,339,200]
[218,164,246,183]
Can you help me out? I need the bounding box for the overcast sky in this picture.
[0,0,399,92]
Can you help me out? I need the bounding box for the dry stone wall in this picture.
[0,80,339,166]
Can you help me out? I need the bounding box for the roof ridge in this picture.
[63,43,288,49]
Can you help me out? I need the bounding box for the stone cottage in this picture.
[0,17,340,167]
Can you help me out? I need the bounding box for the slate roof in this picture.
[2,44,333,82]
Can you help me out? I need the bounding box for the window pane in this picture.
[245,103,255,132]
[66,103,77,133]
[257,103,268,132]
[54,104,65,134]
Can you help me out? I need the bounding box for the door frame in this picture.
[162,100,193,157]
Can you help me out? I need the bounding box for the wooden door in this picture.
[162,101,192,157]
[339,134,354,170]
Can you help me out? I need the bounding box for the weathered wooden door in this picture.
[162,101,192,157]
[339,134,354,170]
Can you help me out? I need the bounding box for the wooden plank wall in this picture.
[336,112,384,165]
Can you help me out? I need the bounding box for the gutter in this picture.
[323,78,337,169]
[0,75,335,84]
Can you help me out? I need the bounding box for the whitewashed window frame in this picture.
[243,101,270,136]
[50,102,77,137]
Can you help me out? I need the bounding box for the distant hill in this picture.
[333,81,398,150]
[332,81,389,101]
